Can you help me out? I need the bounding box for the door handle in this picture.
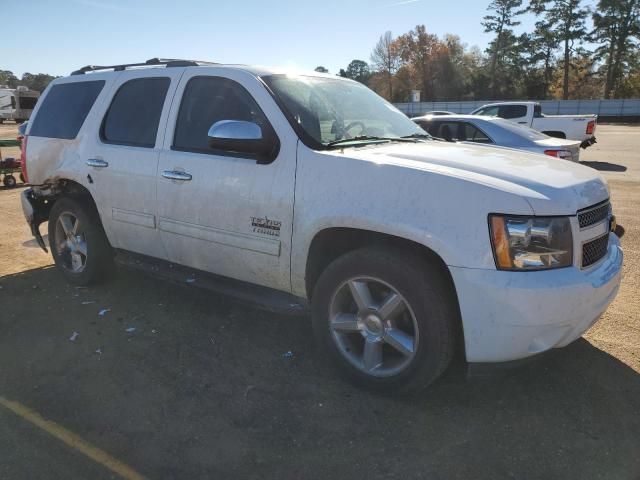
[518,121,527,124]
[86,158,109,168]
[162,170,192,181]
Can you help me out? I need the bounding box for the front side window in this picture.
[30,80,104,139]
[173,76,271,154]
[261,75,426,148]
[477,106,499,117]
[102,77,170,148]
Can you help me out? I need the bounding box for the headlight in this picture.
[489,215,573,270]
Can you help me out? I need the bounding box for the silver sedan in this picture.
[412,114,582,162]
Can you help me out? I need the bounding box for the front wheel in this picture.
[48,197,113,285]
[311,247,457,393]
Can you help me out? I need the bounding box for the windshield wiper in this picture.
[401,133,432,140]
[326,135,419,148]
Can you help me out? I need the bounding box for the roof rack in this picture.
[71,57,217,75]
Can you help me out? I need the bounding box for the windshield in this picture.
[262,74,428,148]
[491,117,549,140]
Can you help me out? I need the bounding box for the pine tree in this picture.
[482,0,526,97]
[529,0,590,99]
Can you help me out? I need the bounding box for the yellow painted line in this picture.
[0,396,147,480]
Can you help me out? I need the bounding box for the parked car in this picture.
[412,114,582,161]
[0,86,40,124]
[421,111,455,116]
[469,101,597,148]
[21,59,622,392]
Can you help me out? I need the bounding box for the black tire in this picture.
[48,197,113,285]
[311,247,457,393]
[3,175,17,188]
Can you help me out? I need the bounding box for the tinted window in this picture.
[174,76,270,154]
[431,121,459,140]
[414,120,434,134]
[477,106,498,116]
[533,104,543,118]
[18,96,38,110]
[460,123,492,143]
[498,105,527,119]
[102,78,170,147]
[30,81,104,139]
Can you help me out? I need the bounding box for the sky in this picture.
[2,0,597,78]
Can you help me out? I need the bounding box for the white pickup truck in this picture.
[470,101,597,148]
[20,59,622,392]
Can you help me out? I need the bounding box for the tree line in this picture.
[0,71,57,93]
[2,0,638,102]
[321,0,640,102]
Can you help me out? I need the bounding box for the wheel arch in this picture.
[304,227,465,358]
[31,178,108,246]
[541,131,567,139]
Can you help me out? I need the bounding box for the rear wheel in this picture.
[48,197,113,285]
[311,247,457,393]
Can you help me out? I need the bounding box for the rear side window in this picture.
[101,77,170,148]
[30,81,104,139]
[173,76,271,154]
[498,105,527,119]
[460,123,492,143]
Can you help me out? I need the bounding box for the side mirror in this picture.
[207,120,278,163]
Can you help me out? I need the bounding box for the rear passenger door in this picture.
[84,69,182,258]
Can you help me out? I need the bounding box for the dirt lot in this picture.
[0,124,638,479]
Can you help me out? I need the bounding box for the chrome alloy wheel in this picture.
[54,212,88,273]
[328,277,419,377]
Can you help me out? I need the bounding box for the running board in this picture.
[115,251,308,316]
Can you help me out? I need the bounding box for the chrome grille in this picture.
[578,201,610,229]
[582,234,609,268]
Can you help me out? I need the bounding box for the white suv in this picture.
[21,58,623,392]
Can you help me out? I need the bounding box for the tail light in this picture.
[586,120,595,135]
[544,149,573,161]
[20,135,28,183]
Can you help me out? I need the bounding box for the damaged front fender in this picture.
[21,188,53,252]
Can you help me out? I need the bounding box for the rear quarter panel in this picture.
[25,73,118,186]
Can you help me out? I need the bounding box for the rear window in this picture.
[498,105,527,119]
[17,96,38,110]
[101,77,170,148]
[30,81,104,139]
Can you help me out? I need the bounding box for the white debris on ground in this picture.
[69,331,79,342]
[98,308,111,316]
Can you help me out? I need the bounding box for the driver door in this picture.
[156,69,297,292]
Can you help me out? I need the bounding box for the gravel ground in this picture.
[0,124,638,479]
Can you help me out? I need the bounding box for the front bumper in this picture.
[450,233,623,363]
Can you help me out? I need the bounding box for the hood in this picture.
[342,140,608,215]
